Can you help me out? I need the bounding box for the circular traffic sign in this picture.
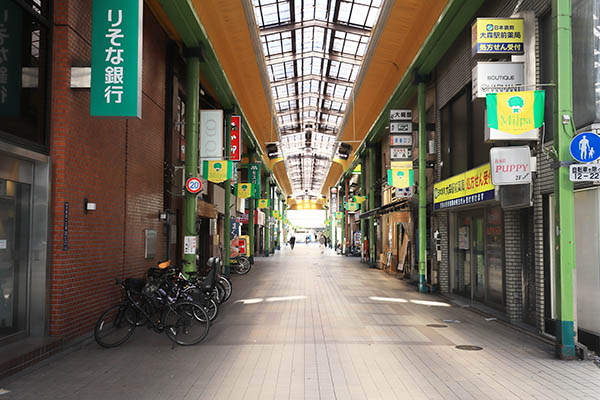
[570,132,600,163]
[186,177,202,194]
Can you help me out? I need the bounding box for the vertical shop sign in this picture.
[230,115,242,161]
[91,0,143,117]
[248,163,261,198]
[330,188,338,217]
[0,1,22,116]
[200,110,224,160]
[471,18,524,55]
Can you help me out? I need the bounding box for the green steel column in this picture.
[265,175,271,256]
[368,146,376,266]
[553,0,576,359]
[183,57,200,274]
[279,196,283,250]
[360,158,366,260]
[223,113,232,276]
[248,152,256,263]
[341,183,346,253]
[418,81,427,293]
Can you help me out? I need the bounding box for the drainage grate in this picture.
[455,345,483,351]
[427,324,448,328]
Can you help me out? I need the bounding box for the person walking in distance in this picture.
[319,234,325,254]
[305,236,310,246]
[289,235,296,250]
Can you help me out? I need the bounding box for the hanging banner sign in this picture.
[434,163,495,210]
[335,211,344,219]
[0,1,22,116]
[472,18,524,56]
[257,199,270,208]
[330,188,338,217]
[395,187,413,199]
[387,168,414,188]
[235,183,253,199]
[202,160,233,183]
[353,195,367,204]
[345,201,359,212]
[490,146,531,185]
[230,115,242,162]
[248,163,261,198]
[91,0,143,117]
[200,110,224,160]
[486,90,544,136]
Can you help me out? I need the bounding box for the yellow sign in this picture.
[257,199,270,208]
[353,195,367,204]
[335,211,343,219]
[235,183,253,199]
[472,18,524,55]
[433,164,495,210]
[346,202,359,212]
[487,90,545,135]
[387,168,414,188]
[202,160,233,183]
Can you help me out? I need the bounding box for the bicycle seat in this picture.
[158,259,171,269]
[206,257,218,269]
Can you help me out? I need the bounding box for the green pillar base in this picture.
[418,274,428,293]
[556,321,577,360]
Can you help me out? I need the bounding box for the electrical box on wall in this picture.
[209,218,217,235]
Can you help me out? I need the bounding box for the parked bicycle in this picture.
[94,274,209,348]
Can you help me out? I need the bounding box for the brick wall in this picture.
[504,210,523,323]
[49,1,167,339]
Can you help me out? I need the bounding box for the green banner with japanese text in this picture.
[91,0,143,117]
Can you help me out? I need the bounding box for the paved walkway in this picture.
[2,245,600,399]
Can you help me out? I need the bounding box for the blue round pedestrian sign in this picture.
[570,132,600,163]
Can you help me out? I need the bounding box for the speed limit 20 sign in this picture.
[186,177,203,194]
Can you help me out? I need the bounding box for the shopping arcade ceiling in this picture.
[252,0,383,199]
[156,0,449,197]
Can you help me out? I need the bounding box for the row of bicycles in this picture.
[94,257,234,347]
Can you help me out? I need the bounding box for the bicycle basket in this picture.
[124,278,146,293]
[142,279,160,297]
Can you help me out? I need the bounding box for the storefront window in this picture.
[0,0,50,150]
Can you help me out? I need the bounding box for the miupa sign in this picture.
[490,146,532,185]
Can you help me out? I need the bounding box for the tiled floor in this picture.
[1,245,600,399]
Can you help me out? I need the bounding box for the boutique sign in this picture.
[472,62,524,100]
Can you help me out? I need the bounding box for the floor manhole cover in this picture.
[427,324,448,328]
[455,345,483,351]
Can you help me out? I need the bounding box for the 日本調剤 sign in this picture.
[472,18,524,56]
[433,164,495,210]
[91,0,143,117]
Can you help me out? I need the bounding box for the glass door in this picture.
[0,179,31,338]
[455,215,472,297]
[473,215,485,301]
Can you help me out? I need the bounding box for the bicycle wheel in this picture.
[163,302,210,345]
[94,304,136,348]
[126,296,154,327]
[206,298,219,321]
[213,284,224,304]
[235,256,251,275]
[218,276,232,303]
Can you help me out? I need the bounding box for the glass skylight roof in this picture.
[253,0,383,197]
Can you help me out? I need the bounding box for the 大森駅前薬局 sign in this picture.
[433,164,495,210]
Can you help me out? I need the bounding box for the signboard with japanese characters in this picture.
[490,146,532,185]
[390,134,413,147]
[390,122,412,133]
[390,109,412,121]
[394,187,413,199]
[248,163,261,198]
[569,164,600,182]
[200,110,224,160]
[0,1,22,116]
[433,163,495,210]
[472,18,524,56]
[390,147,412,161]
[91,0,143,117]
[230,115,242,162]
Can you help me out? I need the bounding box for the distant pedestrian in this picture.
[289,235,296,250]
[305,236,309,245]
[319,235,325,253]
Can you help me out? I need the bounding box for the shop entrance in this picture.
[455,212,485,301]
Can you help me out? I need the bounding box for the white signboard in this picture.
[395,187,413,199]
[390,121,412,133]
[200,109,224,160]
[490,146,532,185]
[390,147,412,161]
[390,134,413,146]
[184,236,197,255]
[569,164,600,182]
[390,109,412,121]
[472,62,524,100]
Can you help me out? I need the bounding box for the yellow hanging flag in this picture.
[353,195,367,204]
[202,160,233,183]
[345,201,359,211]
[387,168,414,188]
[335,211,343,219]
[235,183,253,199]
[257,199,270,208]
